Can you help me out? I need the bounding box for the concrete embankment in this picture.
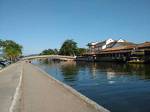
[0,62,110,112]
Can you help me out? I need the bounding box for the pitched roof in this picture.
[137,42,150,48]
[102,44,136,52]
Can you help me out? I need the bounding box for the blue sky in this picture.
[0,0,150,55]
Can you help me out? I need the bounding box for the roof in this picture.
[137,42,150,48]
[87,42,99,46]
[102,44,136,52]
[112,41,135,47]
[117,39,125,42]
[106,41,117,48]
[95,41,106,46]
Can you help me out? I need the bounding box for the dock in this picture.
[0,62,109,112]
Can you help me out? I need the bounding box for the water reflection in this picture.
[60,61,79,81]
[75,62,150,80]
[33,59,150,81]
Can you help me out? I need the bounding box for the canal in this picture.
[32,59,150,112]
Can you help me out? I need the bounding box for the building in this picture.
[87,38,133,54]
[77,38,150,63]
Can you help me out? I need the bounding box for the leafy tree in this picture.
[2,40,22,61]
[59,39,78,56]
[40,49,58,55]
[53,48,59,55]
[77,48,87,56]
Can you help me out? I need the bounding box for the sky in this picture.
[0,0,150,55]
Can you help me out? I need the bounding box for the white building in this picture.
[87,38,128,54]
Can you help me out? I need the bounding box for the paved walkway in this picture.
[0,62,22,112]
[0,62,109,112]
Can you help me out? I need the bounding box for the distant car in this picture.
[0,61,6,68]
[4,60,11,65]
[0,60,11,67]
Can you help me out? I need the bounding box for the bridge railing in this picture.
[22,55,76,60]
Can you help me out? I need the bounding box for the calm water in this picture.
[33,59,150,112]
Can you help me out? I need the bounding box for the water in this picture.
[32,59,150,112]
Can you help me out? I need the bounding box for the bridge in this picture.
[22,55,76,61]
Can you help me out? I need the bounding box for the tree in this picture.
[53,48,59,55]
[59,39,78,56]
[77,48,87,56]
[2,40,22,61]
[40,49,58,55]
